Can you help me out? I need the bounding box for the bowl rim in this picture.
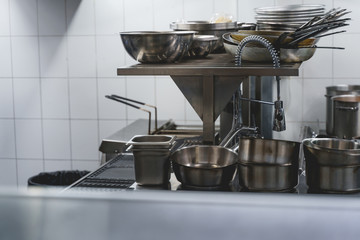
[120,31,197,35]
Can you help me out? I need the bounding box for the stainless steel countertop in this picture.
[1,187,360,240]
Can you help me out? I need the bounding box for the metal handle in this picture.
[105,95,152,134]
[335,106,359,111]
[110,94,158,130]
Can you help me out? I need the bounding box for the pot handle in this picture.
[335,106,359,111]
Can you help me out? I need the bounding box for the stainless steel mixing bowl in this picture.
[171,145,237,188]
[303,138,360,193]
[120,31,196,63]
[222,32,317,63]
[187,35,218,58]
[238,138,300,192]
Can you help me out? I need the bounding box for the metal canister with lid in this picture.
[325,85,360,136]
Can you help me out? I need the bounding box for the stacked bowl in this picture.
[255,4,326,31]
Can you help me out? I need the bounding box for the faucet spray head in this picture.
[273,100,286,131]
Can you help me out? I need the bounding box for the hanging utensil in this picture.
[105,95,158,134]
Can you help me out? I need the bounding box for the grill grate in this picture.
[70,154,135,190]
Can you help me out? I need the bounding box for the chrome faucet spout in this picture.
[235,35,286,132]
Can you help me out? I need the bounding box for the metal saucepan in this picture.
[303,138,360,193]
[171,145,237,188]
[237,138,300,192]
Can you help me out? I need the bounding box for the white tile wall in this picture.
[302,78,330,122]
[184,0,214,21]
[96,35,125,77]
[10,0,38,36]
[38,0,66,36]
[94,0,124,35]
[1,0,359,187]
[17,159,43,187]
[333,34,360,78]
[43,119,71,160]
[126,76,155,120]
[69,78,98,119]
[0,159,17,186]
[155,76,185,121]
[123,0,153,31]
[11,37,40,77]
[68,36,96,77]
[0,0,10,36]
[66,0,95,35]
[70,120,99,160]
[97,78,126,119]
[0,78,14,118]
[41,78,70,118]
[153,0,183,30]
[39,36,67,77]
[0,119,16,159]
[0,37,12,77]
[13,78,41,118]
[15,119,43,159]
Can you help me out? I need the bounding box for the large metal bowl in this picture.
[303,138,360,193]
[120,31,196,63]
[238,138,300,192]
[222,32,317,63]
[170,145,237,188]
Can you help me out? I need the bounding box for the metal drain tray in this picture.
[68,154,135,191]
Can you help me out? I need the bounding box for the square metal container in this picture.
[132,148,171,186]
[127,135,176,149]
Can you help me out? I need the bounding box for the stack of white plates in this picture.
[255,4,326,31]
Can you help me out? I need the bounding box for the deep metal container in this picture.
[325,85,360,136]
[127,135,175,185]
[132,148,171,186]
[303,138,360,193]
[171,145,237,188]
[237,138,300,192]
[332,95,360,139]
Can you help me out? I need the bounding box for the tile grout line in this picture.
[36,0,46,172]
[93,0,101,163]
[8,0,19,187]
[122,0,129,126]
[64,0,74,170]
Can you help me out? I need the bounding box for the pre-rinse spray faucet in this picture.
[234,35,286,132]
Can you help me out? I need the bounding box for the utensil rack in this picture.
[117,54,301,144]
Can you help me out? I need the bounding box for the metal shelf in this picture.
[117,53,300,76]
[117,54,301,143]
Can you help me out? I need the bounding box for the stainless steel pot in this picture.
[332,95,360,139]
[238,138,300,192]
[325,85,360,136]
[303,138,360,193]
[171,145,237,188]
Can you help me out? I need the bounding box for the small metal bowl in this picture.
[187,35,219,58]
[120,31,196,63]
